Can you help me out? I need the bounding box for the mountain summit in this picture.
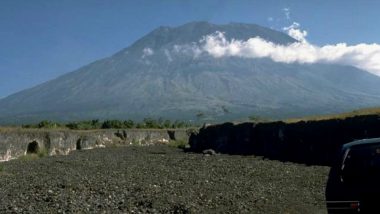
[1,21,380,124]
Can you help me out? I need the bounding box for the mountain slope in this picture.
[1,22,380,124]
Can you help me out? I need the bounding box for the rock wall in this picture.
[189,114,380,165]
[0,129,190,162]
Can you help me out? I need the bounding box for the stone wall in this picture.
[0,129,190,162]
[189,114,380,165]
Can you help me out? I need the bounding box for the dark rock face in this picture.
[189,114,380,165]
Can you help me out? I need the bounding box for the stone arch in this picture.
[27,141,39,154]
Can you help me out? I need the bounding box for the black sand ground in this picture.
[0,145,330,213]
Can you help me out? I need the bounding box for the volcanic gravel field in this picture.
[0,145,330,213]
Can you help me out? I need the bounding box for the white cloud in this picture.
[173,43,202,58]
[142,47,154,58]
[283,22,308,43]
[283,7,290,20]
[164,49,173,62]
[196,30,380,76]
[267,17,274,22]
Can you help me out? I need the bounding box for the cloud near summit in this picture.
[196,23,380,76]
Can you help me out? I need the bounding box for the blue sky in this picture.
[1,0,380,98]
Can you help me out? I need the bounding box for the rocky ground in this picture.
[0,145,330,213]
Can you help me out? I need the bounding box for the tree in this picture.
[123,120,134,128]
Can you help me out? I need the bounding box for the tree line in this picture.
[22,118,196,130]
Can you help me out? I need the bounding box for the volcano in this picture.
[1,21,380,124]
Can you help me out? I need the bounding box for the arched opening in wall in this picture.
[27,141,39,154]
[167,130,176,141]
[76,139,82,150]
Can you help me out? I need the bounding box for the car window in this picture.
[341,143,380,183]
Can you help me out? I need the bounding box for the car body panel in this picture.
[326,137,380,213]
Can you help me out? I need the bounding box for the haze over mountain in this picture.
[1,21,380,124]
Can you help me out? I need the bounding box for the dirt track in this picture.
[0,145,330,213]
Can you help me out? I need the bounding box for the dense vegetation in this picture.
[22,118,196,130]
[18,107,380,130]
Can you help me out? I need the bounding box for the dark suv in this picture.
[326,138,380,213]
